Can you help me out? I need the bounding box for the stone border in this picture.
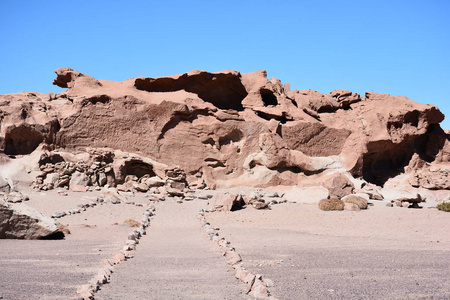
[75,204,156,299]
[51,196,145,219]
[197,209,278,300]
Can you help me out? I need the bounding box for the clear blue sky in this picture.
[1,0,449,128]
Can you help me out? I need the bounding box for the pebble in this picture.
[265,192,279,198]
[263,278,274,287]
[51,212,65,218]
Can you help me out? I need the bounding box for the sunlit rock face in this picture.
[0,67,448,190]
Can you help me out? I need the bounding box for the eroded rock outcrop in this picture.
[0,68,448,195]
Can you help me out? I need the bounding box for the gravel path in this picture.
[96,199,247,300]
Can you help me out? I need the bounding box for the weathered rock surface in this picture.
[207,193,241,212]
[0,200,61,239]
[0,68,449,194]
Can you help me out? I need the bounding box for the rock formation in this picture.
[0,200,62,239]
[0,67,449,203]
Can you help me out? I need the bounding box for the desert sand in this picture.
[1,188,449,300]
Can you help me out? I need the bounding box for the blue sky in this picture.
[1,0,449,128]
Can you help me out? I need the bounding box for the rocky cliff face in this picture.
[0,68,448,192]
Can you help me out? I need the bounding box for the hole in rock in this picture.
[388,110,420,130]
[204,158,226,168]
[82,95,111,105]
[202,138,216,147]
[39,153,65,166]
[4,126,44,155]
[248,160,257,169]
[362,140,415,186]
[219,129,243,147]
[134,73,248,111]
[273,166,302,174]
[260,89,278,106]
[255,111,289,124]
[317,106,338,113]
[122,160,155,181]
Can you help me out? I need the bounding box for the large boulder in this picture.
[0,200,62,239]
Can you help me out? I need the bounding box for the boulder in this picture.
[133,182,149,192]
[318,197,345,211]
[342,195,368,209]
[69,171,91,186]
[323,173,354,198]
[354,183,384,200]
[43,173,60,185]
[143,176,165,187]
[98,172,107,186]
[0,200,62,239]
[344,202,361,211]
[207,193,240,212]
[381,188,423,203]
[252,201,269,210]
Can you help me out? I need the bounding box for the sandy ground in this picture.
[96,200,246,300]
[0,189,147,300]
[1,189,449,299]
[208,201,450,299]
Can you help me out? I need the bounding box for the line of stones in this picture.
[51,196,144,219]
[197,209,278,300]
[72,203,155,300]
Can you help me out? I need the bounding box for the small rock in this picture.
[344,202,360,211]
[133,183,149,192]
[243,273,256,284]
[265,192,279,198]
[52,212,66,218]
[252,201,269,210]
[263,278,274,287]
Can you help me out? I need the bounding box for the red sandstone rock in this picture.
[0,200,61,239]
[0,68,448,193]
[207,193,240,212]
